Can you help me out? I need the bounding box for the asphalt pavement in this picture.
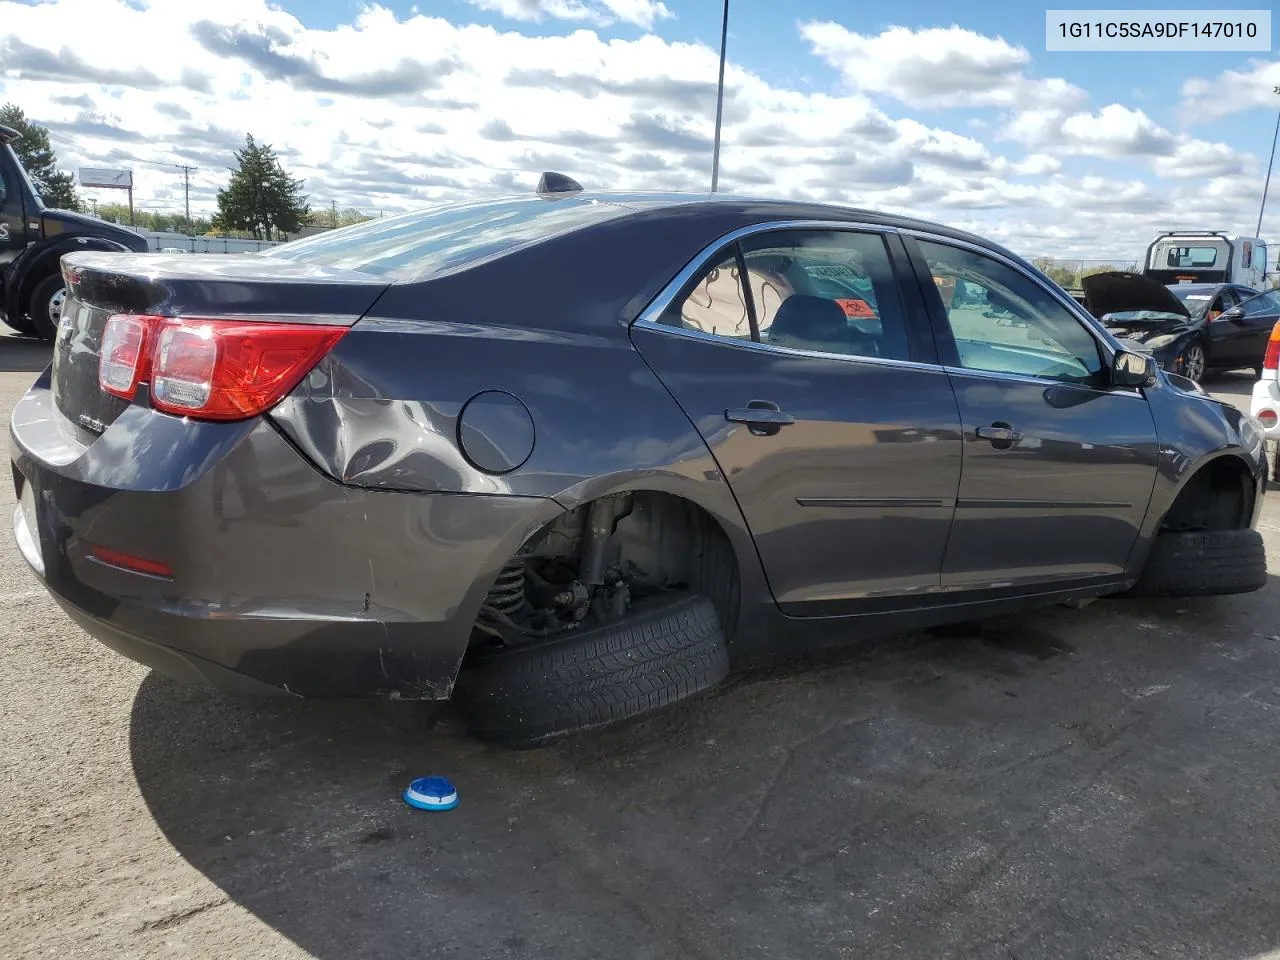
[4,331,1280,960]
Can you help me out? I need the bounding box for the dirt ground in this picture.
[4,332,1280,960]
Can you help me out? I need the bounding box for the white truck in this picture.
[1143,231,1270,292]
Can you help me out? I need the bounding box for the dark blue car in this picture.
[10,184,1269,745]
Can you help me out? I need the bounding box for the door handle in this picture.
[975,422,1023,448]
[725,401,795,436]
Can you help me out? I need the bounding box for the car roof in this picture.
[557,190,1022,261]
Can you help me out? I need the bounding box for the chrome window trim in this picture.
[634,219,899,333]
[633,319,952,376]
[633,218,1145,398]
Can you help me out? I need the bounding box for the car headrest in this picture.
[767,295,848,342]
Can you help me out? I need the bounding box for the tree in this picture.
[213,134,309,241]
[0,103,79,209]
[335,207,374,227]
[92,202,211,235]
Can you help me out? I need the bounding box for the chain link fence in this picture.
[1031,258,1141,291]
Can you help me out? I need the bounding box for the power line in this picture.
[47,130,199,225]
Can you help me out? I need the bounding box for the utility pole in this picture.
[1256,86,1280,239]
[710,0,729,193]
[331,199,337,228]
[137,159,198,231]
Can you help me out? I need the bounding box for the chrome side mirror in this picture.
[1112,350,1156,388]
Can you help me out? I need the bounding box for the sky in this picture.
[1,0,1278,262]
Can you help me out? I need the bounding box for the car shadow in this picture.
[0,331,52,373]
[129,579,1280,958]
[1202,368,1254,403]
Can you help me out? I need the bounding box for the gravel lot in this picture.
[4,331,1280,960]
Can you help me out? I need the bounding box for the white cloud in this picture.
[800,22,1085,110]
[1012,154,1060,176]
[0,0,1269,258]
[1001,104,1247,182]
[468,0,673,30]
[1153,140,1247,180]
[1181,58,1280,121]
[1058,105,1175,157]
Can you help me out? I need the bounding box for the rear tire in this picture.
[453,592,729,747]
[27,274,67,341]
[1129,529,1266,598]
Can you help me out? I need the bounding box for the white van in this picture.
[1143,232,1270,292]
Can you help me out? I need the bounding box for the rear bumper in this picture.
[1251,378,1280,441]
[11,372,561,698]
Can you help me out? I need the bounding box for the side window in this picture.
[1208,290,1236,321]
[918,240,1104,385]
[1241,291,1280,317]
[737,229,910,361]
[658,249,752,339]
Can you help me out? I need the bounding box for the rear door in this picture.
[908,235,1160,593]
[631,225,963,614]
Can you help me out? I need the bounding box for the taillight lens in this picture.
[1265,321,1280,372]
[99,314,155,400]
[99,316,344,421]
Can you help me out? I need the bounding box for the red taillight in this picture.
[99,316,344,421]
[87,543,173,579]
[99,314,157,400]
[1265,321,1280,371]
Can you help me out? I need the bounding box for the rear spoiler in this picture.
[0,125,21,145]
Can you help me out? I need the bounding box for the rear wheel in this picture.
[27,274,67,341]
[453,592,729,747]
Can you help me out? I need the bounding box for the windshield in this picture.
[1170,289,1214,317]
[1106,288,1209,323]
[263,196,633,282]
[4,143,44,208]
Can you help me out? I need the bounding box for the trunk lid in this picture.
[54,252,388,443]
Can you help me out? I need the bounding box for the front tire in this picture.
[1129,529,1266,598]
[453,592,730,747]
[1180,340,1207,384]
[1,308,37,336]
[27,274,67,341]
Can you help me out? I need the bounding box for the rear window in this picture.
[263,196,633,282]
[1155,243,1225,269]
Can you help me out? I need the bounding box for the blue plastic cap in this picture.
[404,776,458,811]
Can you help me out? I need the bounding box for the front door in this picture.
[631,226,963,613]
[910,237,1160,592]
[0,155,27,270]
[1225,289,1280,370]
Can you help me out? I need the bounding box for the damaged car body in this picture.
[11,186,1270,745]
[1083,271,1278,383]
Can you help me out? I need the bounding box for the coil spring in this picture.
[484,546,531,617]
